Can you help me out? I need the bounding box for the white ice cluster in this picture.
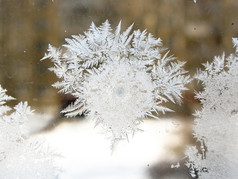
[42,20,190,144]
[185,38,238,178]
[0,85,59,179]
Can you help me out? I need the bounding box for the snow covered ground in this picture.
[29,116,191,179]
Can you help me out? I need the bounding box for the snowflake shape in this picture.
[185,38,238,178]
[42,20,190,143]
[84,60,154,139]
[0,85,60,179]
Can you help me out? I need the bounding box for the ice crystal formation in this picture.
[185,38,238,178]
[0,85,59,179]
[42,20,190,143]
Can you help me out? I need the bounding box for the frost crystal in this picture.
[42,20,190,143]
[0,85,59,179]
[185,38,238,178]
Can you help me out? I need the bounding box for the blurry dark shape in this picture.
[36,0,49,8]
[60,94,85,118]
[35,41,48,51]
[148,161,193,179]
[186,161,199,179]
[40,94,84,132]
[201,167,208,173]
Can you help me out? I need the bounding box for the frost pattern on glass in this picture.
[0,85,59,179]
[42,20,190,144]
[185,38,238,178]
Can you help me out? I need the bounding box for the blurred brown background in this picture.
[0,0,237,115]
